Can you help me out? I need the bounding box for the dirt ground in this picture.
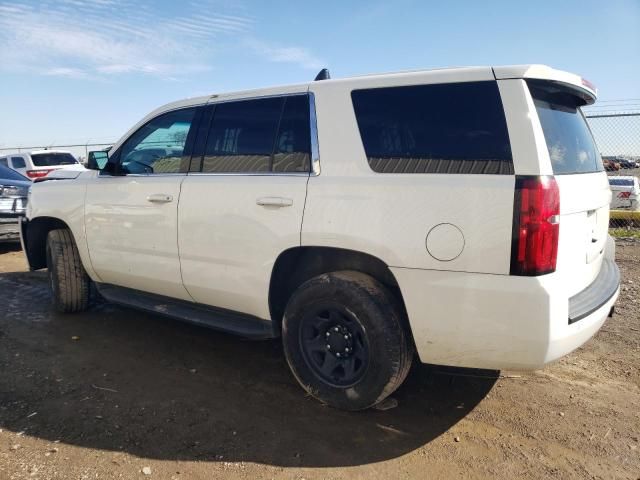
[0,242,638,480]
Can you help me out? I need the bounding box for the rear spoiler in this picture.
[493,64,597,105]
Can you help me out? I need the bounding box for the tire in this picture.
[282,271,413,411]
[46,228,91,313]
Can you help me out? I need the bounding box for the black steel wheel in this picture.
[282,271,414,411]
[299,304,369,387]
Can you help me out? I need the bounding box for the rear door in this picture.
[527,80,610,296]
[178,93,311,319]
[85,106,200,300]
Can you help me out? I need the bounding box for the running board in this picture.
[95,283,276,339]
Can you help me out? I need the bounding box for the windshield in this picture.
[528,80,603,175]
[31,152,78,167]
[0,164,29,182]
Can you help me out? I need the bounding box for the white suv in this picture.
[21,65,620,410]
[0,150,85,180]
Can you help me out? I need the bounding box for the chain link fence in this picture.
[1,113,638,236]
[586,112,640,237]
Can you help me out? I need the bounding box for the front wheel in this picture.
[46,229,91,313]
[282,271,413,411]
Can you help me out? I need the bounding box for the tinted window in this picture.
[11,156,26,168]
[120,108,197,174]
[0,158,7,167]
[0,164,29,181]
[203,97,282,173]
[272,95,311,173]
[31,152,77,167]
[351,81,513,174]
[528,80,603,175]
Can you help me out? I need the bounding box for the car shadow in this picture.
[0,242,22,254]
[0,270,497,467]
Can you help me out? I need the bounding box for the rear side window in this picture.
[203,97,281,173]
[0,158,7,167]
[351,81,513,174]
[272,95,311,173]
[201,95,311,173]
[528,80,603,175]
[30,152,77,167]
[11,156,26,168]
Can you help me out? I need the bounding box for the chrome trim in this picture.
[206,91,308,105]
[186,172,310,177]
[309,92,320,176]
[98,172,187,178]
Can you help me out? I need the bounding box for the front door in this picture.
[85,107,200,300]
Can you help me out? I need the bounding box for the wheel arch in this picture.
[23,216,74,270]
[268,246,409,336]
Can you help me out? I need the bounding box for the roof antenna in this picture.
[314,68,331,81]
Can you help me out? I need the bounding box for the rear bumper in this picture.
[392,253,620,371]
[0,216,22,242]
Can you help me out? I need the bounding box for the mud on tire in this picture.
[282,271,414,411]
[46,229,91,313]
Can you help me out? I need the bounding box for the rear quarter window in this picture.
[527,80,603,175]
[351,81,513,174]
[11,156,26,168]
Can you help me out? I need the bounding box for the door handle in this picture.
[256,197,293,207]
[147,193,173,203]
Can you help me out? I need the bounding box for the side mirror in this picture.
[87,151,109,171]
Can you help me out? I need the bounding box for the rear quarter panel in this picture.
[304,72,515,274]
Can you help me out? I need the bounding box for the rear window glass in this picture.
[31,152,77,167]
[527,80,603,175]
[351,81,513,174]
[608,178,634,186]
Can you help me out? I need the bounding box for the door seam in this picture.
[176,175,198,303]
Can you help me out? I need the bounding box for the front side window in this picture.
[30,152,76,167]
[119,108,197,174]
[351,81,514,174]
[11,156,26,168]
[200,95,311,173]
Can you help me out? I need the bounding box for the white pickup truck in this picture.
[21,65,620,410]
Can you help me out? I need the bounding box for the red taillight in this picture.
[618,192,631,198]
[25,169,53,179]
[510,176,560,276]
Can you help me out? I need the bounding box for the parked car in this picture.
[608,176,640,210]
[0,164,30,242]
[0,150,85,180]
[617,158,638,169]
[21,64,620,410]
[603,159,621,171]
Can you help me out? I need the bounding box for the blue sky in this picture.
[0,0,638,151]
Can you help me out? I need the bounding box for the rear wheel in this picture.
[282,271,413,410]
[46,229,90,313]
